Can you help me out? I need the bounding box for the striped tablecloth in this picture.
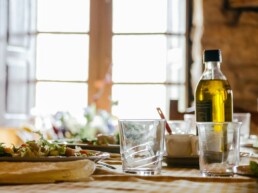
[0,154,257,193]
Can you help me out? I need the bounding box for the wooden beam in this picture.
[229,0,258,8]
[88,0,112,112]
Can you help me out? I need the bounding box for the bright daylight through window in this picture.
[1,0,188,126]
[36,0,187,119]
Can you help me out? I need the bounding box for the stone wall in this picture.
[192,0,258,135]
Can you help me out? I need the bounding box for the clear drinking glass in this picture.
[233,113,251,140]
[197,122,241,177]
[118,119,165,175]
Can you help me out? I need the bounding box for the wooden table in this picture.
[0,152,257,193]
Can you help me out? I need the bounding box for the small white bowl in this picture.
[165,134,198,157]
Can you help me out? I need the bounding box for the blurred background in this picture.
[0,0,258,145]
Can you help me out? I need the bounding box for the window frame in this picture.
[0,0,192,126]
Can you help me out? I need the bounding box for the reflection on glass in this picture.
[112,35,166,82]
[113,0,167,33]
[37,0,90,32]
[36,34,89,81]
[35,82,87,114]
[112,85,166,118]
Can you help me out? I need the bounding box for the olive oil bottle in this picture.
[195,49,233,122]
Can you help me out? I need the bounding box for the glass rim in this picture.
[166,120,187,123]
[196,121,242,125]
[118,119,165,122]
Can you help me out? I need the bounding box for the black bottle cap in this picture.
[203,49,222,62]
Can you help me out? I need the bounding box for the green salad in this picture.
[0,131,94,158]
[81,133,120,146]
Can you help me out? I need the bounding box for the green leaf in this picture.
[249,161,258,176]
[116,132,120,144]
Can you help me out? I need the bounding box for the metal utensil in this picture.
[97,161,116,170]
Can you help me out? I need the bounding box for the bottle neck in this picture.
[204,61,221,70]
[202,61,225,80]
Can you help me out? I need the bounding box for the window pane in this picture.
[112,35,166,82]
[167,36,186,83]
[113,0,167,33]
[167,0,186,33]
[36,34,89,81]
[35,82,87,114]
[6,61,28,114]
[8,0,30,47]
[112,85,166,119]
[37,0,90,32]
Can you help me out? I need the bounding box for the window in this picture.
[36,0,90,114]
[112,0,188,118]
[0,0,190,125]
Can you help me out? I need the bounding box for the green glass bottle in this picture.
[195,49,233,122]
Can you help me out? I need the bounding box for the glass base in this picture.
[201,171,234,177]
[123,169,160,176]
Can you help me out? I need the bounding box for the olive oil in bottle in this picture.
[195,49,233,122]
